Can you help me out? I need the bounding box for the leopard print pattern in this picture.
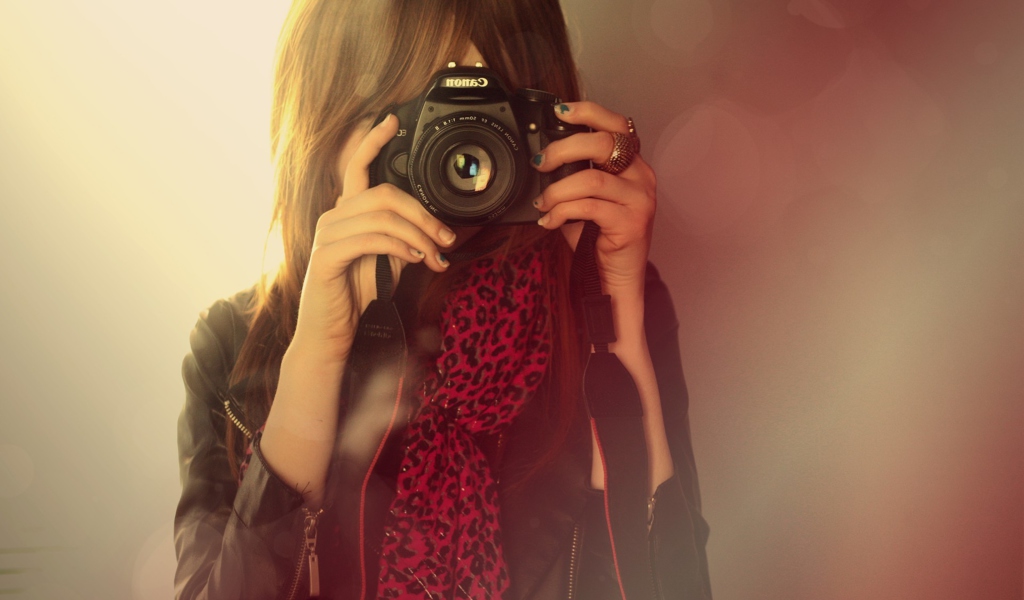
[376,244,552,599]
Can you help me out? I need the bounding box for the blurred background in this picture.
[0,0,1020,598]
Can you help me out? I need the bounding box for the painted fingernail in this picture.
[532,153,544,167]
[439,227,456,246]
[557,104,571,115]
[410,247,425,259]
[537,215,550,227]
[437,253,450,267]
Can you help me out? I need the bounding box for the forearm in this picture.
[589,283,675,495]
[258,342,346,509]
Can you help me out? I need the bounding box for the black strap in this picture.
[572,220,654,600]
[332,254,407,600]
[375,254,393,302]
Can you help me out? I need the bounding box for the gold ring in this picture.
[595,117,640,176]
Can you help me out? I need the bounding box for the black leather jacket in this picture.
[174,262,712,600]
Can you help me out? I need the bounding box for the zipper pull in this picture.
[303,508,323,598]
[647,492,657,535]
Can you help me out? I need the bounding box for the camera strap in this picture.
[571,220,655,600]
[330,254,408,600]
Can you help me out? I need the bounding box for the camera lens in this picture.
[444,144,494,193]
[408,112,523,225]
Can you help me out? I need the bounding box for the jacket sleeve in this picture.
[174,297,308,600]
[577,263,713,600]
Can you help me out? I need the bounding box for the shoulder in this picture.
[182,283,259,395]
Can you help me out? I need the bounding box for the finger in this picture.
[536,197,631,231]
[532,131,634,174]
[533,168,643,212]
[340,114,398,201]
[320,183,457,249]
[315,210,449,272]
[308,233,423,279]
[552,101,629,134]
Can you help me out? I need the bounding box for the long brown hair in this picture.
[226,0,585,480]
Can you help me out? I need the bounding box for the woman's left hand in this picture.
[531,101,657,298]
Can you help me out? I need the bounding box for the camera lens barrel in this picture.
[408,112,524,226]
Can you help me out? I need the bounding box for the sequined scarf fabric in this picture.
[375,245,551,599]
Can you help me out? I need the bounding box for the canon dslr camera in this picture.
[370,66,589,226]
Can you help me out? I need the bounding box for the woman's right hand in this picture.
[260,115,456,507]
[290,114,457,365]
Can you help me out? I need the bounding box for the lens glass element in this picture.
[445,144,493,193]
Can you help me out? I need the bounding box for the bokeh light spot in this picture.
[787,46,948,205]
[782,187,885,272]
[788,0,885,29]
[649,0,714,53]
[132,522,176,600]
[717,10,853,114]
[653,104,761,236]
[629,0,721,66]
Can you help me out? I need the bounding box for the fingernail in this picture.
[537,215,550,227]
[439,227,456,245]
[378,114,393,127]
[532,153,544,167]
[557,104,571,115]
[410,247,425,259]
[532,197,542,208]
[437,253,450,267]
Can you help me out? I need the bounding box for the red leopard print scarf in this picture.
[375,244,551,599]
[238,244,551,599]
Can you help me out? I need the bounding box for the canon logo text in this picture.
[444,77,488,88]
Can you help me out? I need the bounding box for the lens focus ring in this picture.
[408,112,523,226]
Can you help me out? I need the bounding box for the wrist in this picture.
[265,341,346,446]
[606,285,646,355]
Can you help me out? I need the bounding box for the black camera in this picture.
[369,66,590,226]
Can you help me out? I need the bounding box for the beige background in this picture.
[1,0,1021,598]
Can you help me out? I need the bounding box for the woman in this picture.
[174,0,711,598]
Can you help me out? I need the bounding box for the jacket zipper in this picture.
[285,507,323,600]
[647,493,662,600]
[220,393,253,439]
[566,522,581,600]
[568,500,660,600]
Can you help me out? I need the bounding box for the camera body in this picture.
[369,66,589,226]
